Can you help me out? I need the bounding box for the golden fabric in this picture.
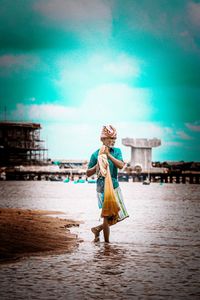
[98,146,120,225]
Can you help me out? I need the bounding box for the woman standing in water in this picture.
[86,125,129,243]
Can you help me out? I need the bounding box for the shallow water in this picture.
[0,182,199,299]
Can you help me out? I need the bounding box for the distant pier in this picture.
[1,168,200,184]
[118,172,200,184]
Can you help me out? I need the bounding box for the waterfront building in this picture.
[0,121,47,166]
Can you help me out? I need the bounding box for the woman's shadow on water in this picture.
[92,243,127,275]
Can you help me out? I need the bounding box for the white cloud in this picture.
[34,0,111,22]
[34,0,112,36]
[55,52,141,94]
[186,121,200,132]
[117,122,163,138]
[125,2,171,37]
[0,54,39,68]
[188,2,200,29]
[102,54,141,78]
[125,2,199,51]
[12,102,196,162]
[163,127,173,135]
[82,83,151,122]
[176,130,193,140]
[42,122,100,159]
[163,141,183,147]
[11,98,155,160]
[0,54,40,76]
[12,103,79,122]
[12,83,151,123]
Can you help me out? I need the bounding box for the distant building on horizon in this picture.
[122,137,162,173]
[0,121,47,167]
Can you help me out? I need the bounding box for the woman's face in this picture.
[102,137,116,148]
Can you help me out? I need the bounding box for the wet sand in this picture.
[0,208,81,263]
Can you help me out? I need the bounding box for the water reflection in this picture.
[93,243,127,276]
[95,243,126,258]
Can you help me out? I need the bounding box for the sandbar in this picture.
[0,208,81,264]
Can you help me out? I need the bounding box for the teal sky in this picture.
[0,0,200,162]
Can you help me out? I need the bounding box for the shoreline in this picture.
[0,208,81,264]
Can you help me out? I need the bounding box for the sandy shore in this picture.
[0,208,81,263]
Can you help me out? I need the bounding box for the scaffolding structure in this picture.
[0,121,47,166]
